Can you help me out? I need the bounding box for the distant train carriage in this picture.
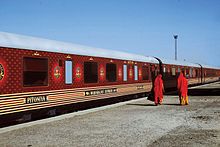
[200,64,220,83]
[155,58,202,90]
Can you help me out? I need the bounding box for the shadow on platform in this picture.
[188,88,220,96]
[126,103,155,107]
[162,103,181,106]
[165,88,220,96]
[127,103,182,107]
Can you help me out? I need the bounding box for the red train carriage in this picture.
[0,32,159,124]
[200,64,220,83]
[156,59,220,90]
[158,58,201,90]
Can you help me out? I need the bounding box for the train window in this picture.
[65,60,73,84]
[189,68,193,78]
[134,65,138,81]
[178,67,181,73]
[163,67,166,73]
[194,69,198,77]
[169,67,171,75]
[106,63,117,82]
[186,68,189,78]
[142,66,149,80]
[171,67,176,76]
[195,69,198,77]
[23,57,48,87]
[134,65,138,80]
[84,62,98,83]
[123,65,127,81]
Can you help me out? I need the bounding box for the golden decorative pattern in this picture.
[0,64,4,80]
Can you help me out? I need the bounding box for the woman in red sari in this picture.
[154,74,164,105]
[177,71,189,105]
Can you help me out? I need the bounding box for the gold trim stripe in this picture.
[0,88,148,111]
[0,90,147,115]
[0,83,150,115]
[0,83,151,100]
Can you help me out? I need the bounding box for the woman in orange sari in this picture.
[177,72,189,105]
[154,74,164,105]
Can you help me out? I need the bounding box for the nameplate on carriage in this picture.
[85,88,117,96]
[137,85,144,90]
[26,95,48,104]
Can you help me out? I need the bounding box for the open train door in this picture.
[153,57,163,76]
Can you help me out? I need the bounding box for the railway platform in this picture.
[0,82,220,147]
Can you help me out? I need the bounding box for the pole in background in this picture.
[174,35,178,60]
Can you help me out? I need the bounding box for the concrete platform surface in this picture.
[0,82,220,147]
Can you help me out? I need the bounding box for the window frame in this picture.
[171,67,176,76]
[134,65,138,81]
[106,63,117,82]
[163,66,166,73]
[65,60,73,84]
[123,64,128,82]
[23,57,49,87]
[142,65,149,81]
[189,68,193,78]
[84,61,98,84]
[195,69,198,77]
[178,67,181,73]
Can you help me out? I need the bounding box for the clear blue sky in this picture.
[0,0,220,67]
